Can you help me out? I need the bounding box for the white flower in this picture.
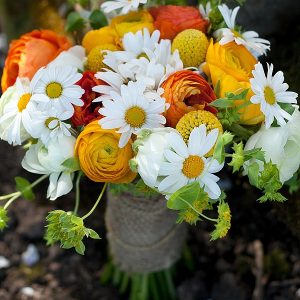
[158,125,224,199]
[216,4,270,56]
[22,136,76,200]
[123,28,160,58]
[48,46,86,71]
[99,81,166,147]
[30,65,84,115]
[0,77,37,145]
[199,2,211,20]
[27,108,72,146]
[133,128,179,188]
[93,37,183,102]
[250,63,298,128]
[101,0,147,15]
[244,108,300,183]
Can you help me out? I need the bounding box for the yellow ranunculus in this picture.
[82,26,121,53]
[110,10,154,37]
[202,40,263,125]
[75,121,136,183]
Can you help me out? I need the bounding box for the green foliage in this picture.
[0,207,9,231]
[89,9,108,29]
[61,157,81,172]
[211,89,255,139]
[213,131,234,164]
[247,161,286,203]
[15,176,35,201]
[45,210,100,255]
[65,12,86,33]
[228,142,265,173]
[211,201,231,240]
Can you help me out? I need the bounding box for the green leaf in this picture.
[210,98,235,109]
[65,12,85,33]
[167,182,207,210]
[244,148,265,162]
[213,131,234,164]
[15,176,35,201]
[89,9,108,29]
[61,157,81,172]
[88,229,101,239]
[75,241,86,255]
[247,162,260,188]
[71,215,83,226]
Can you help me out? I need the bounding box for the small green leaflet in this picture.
[213,131,234,164]
[167,182,207,210]
[61,157,81,172]
[65,12,85,33]
[15,176,35,201]
[89,9,108,29]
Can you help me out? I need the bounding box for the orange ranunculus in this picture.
[202,40,264,125]
[72,71,105,127]
[110,10,154,38]
[149,5,209,40]
[162,70,217,128]
[1,30,71,92]
[75,121,136,183]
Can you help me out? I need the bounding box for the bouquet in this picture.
[0,0,299,296]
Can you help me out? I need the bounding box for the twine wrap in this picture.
[105,190,187,274]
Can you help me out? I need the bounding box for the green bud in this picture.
[228,142,244,173]
[0,207,9,231]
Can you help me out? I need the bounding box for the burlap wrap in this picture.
[105,190,187,274]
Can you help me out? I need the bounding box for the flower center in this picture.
[232,30,243,39]
[125,106,146,128]
[182,155,204,179]
[264,86,276,105]
[46,82,63,99]
[45,117,59,130]
[17,93,31,112]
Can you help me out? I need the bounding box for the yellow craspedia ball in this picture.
[86,44,119,72]
[172,29,209,68]
[176,110,223,156]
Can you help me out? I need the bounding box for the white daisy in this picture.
[101,0,147,15]
[0,77,37,145]
[27,108,72,146]
[158,125,224,199]
[250,63,298,128]
[216,4,270,56]
[30,65,84,115]
[93,38,183,103]
[199,2,212,20]
[99,81,167,147]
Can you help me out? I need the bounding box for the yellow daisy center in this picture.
[46,82,63,99]
[45,117,59,130]
[182,155,204,179]
[17,93,31,112]
[176,110,223,157]
[172,29,209,68]
[264,86,276,105]
[125,106,146,128]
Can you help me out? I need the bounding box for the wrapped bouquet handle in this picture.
[105,189,187,273]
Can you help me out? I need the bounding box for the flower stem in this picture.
[2,174,49,209]
[74,172,82,215]
[4,194,20,210]
[0,192,19,201]
[82,183,107,220]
